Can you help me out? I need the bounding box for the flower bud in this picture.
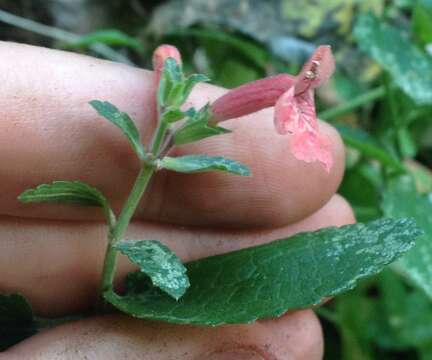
[152,44,182,83]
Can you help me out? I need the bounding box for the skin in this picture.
[0,42,355,359]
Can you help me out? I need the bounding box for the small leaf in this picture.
[105,218,421,325]
[157,59,209,108]
[173,104,231,145]
[163,57,183,83]
[0,293,35,351]
[114,240,189,300]
[182,73,210,101]
[354,13,432,105]
[174,122,231,145]
[160,107,185,124]
[157,59,183,107]
[159,155,250,176]
[18,180,109,208]
[89,100,145,160]
[382,176,432,299]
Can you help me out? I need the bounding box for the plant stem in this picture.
[319,86,385,121]
[98,114,171,307]
[150,120,168,155]
[99,163,155,297]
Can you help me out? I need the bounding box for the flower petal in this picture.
[290,130,333,173]
[274,87,333,172]
[295,45,335,95]
[274,88,318,135]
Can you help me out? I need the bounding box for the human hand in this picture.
[0,42,354,359]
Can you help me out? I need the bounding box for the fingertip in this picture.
[259,310,324,360]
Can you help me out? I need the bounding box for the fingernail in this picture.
[207,349,265,360]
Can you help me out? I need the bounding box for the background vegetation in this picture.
[0,1,431,358]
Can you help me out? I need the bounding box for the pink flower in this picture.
[274,46,335,172]
[211,45,335,172]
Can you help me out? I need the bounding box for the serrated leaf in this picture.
[0,294,35,351]
[89,100,145,160]
[173,104,230,144]
[158,59,209,108]
[159,155,250,176]
[336,124,405,172]
[18,180,109,208]
[105,218,420,325]
[114,240,189,300]
[354,13,432,105]
[163,57,183,83]
[161,107,185,123]
[157,58,183,107]
[182,73,210,101]
[174,121,231,145]
[382,176,432,299]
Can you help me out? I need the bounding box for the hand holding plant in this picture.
[0,42,422,358]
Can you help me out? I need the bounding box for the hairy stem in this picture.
[98,116,170,308]
[99,163,155,298]
[150,120,169,155]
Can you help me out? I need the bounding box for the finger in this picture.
[0,195,354,316]
[3,310,323,360]
[0,42,344,227]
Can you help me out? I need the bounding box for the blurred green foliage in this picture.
[0,0,432,358]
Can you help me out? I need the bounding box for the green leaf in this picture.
[335,289,375,360]
[376,269,432,348]
[114,240,189,300]
[159,155,250,176]
[157,59,209,108]
[335,124,405,171]
[157,58,183,107]
[338,164,382,222]
[174,122,230,145]
[0,294,35,351]
[89,100,145,160]
[413,2,432,48]
[382,176,432,299]
[163,57,183,83]
[182,74,210,100]
[69,29,142,51]
[354,13,432,105]
[161,107,185,124]
[173,105,230,145]
[18,180,109,208]
[105,218,420,325]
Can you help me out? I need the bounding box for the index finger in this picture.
[0,42,344,228]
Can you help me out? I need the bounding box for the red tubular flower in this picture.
[211,45,335,173]
[211,74,295,122]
